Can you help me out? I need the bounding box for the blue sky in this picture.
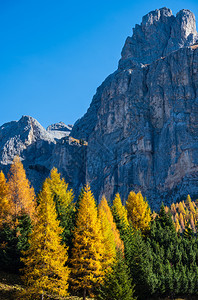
[0,0,197,128]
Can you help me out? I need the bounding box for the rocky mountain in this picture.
[46,122,73,139]
[71,7,198,208]
[1,7,198,208]
[0,116,86,194]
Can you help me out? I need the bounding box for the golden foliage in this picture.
[8,157,36,220]
[112,193,129,229]
[70,184,104,297]
[167,195,198,233]
[0,171,12,226]
[21,181,69,299]
[99,196,124,252]
[45,167,74,208]
[98,196,124,271]
[126,191,151,234]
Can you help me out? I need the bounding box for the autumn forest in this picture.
[0,157,198,300]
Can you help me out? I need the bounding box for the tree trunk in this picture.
[83,288,86,300]
[41,293,44,300]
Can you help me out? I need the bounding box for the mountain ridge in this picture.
[1,7,198,208]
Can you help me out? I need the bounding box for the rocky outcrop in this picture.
[0,116,86,194]
[119,8,197,69]
[71,8,198,208]
[47,122,72,140]
[1,8,198,208]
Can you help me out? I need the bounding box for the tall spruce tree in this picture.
[96,253,136,300]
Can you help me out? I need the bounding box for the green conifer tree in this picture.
[96,254,136,300]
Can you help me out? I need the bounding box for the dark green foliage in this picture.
[0,224,19,273]
[96,254,136,300]
[0,214,31,273]
[55,198,75,246]
[121,202,198,299]
[183,222,195,239]
[74,187,84,216]
[123,226,157,299]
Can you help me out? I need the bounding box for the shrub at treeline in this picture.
[0,158,198,299]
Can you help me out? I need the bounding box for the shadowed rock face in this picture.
[0,8,198,208]
[71,8,198,208]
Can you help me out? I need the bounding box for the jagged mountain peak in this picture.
[71,7,198,208]
[46,121,73,139]
[119,7,197,69]
[47,122,73,132]
[1,8,198,208]
[0,116,54,165]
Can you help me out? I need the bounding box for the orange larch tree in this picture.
[8,156,36,220]
[0,170,11,226]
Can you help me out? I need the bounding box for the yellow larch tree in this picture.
[98,199,116,271]
[44,167,74,245]
[70,184,104,300]
[45,167,74,208]
[179,213,185,230]
[8,156,36,220]
[21,181,69,300]
[171,203,176,214]
[189,201,196,215]
[175,217,181,233]
[0,171,12,226]
[112,193,129,231]
[99,196,124,253]
[178,201,186,215]
[98,196,124,272]
[126,191,151,234]
[186,194,192,207]
[190,212,196,232]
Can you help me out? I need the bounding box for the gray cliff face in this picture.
[71,7,198,208]
[0,116,86,195]
[47,122,73,140]
[119,8,197,69]
[1,8,198,208]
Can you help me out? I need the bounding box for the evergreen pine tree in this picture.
[96,253,136,300]
[123,226,157,299]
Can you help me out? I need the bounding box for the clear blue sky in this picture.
[0,0,197,128]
